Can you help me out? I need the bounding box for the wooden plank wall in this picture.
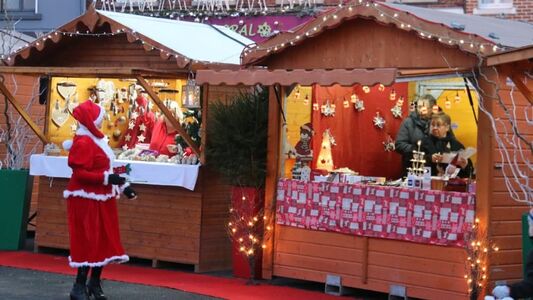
[274,226,468,299]
[35,172,232,272]
[0,74,43,229]
[485,67,532,283]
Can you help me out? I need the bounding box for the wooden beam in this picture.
[199,83,209,165]
[135,76,201,158]
[262,84,282,279]
[0,67,185,78]
[509,74,533,105]
[0,79,48,144]
[486,47,533,66]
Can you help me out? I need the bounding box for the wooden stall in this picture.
[0,7,252,272]
[198,2,532,298]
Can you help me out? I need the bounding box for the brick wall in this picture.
[466,0,533,22]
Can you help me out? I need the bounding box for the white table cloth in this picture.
[30,154,200,191]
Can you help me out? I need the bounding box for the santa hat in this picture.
[72,100,105,139]
[300,123,314,134]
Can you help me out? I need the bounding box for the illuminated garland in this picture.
[243,0,504,58]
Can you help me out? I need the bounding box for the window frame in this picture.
[478,0,513,9]
[0,0,40,20]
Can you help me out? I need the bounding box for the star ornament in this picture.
[391,105,403,118]
[125,133,132,142]
[122,144,129,151]
[131,111,139,120]
[373,113,386,129]
[354,99,365,112]
[128,122,135,130]
[137,134,146,143]
[139,123,147,132]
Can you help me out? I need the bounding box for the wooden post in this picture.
[509,74,533,105]
[262,84,282,279]
[136,75,201,158]
[0,79,47,144]
[199,83,209,165]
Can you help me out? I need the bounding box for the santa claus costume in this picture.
[63,100,135,300]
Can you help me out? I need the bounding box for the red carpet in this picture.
[0,251,351,300]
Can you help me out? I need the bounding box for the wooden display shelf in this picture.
[35,167,231,273]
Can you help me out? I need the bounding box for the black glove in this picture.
[107,173,126,185]
[123,186,137,199]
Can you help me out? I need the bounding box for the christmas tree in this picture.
[316,129,334,171]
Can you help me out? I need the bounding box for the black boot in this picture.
[70,267,89,300]
[87,266,107,300]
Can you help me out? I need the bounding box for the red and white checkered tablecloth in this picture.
[276,179,476,247]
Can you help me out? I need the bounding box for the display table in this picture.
[272,179,475,299]
[30,154,200,190]
[30,155,231,272]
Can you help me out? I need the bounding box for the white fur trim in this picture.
[63,189,115,201]
[68,254,129,268]
[103,171,110,186]
[76,125,115,167]
[62,140,73,151]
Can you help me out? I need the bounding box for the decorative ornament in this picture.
[113,129,122,139]
[139,123,147,132]
[66,93,79,114]
[389,89,396,101]
[378,84,385,92]
[303,94,309,105]
[350,93,358,103]
[373,112,386,129]
[128,122,135,130]
[391,105,403,118]
[312,102,319,111]
[257,22,272,37]
[362,86,371,93]
[294,88,300,99]
[131,111,139,120]
[124,133,132,142]
[432,104,440,114]
[122,144,129,151]
[137,134,146,143]
[454,91,461,103]
[354,98,365,112]
[51,99,69,127]
[320,99,335,117]
[70,123,78,132]
[445,96,451,109]
[316,129,334,171]
[383,135,395,152]
[343,98,350,108]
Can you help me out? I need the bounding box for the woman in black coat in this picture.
[421,113,473,178]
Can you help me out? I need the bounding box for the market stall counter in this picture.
[30,154,230,272]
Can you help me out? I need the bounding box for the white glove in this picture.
[484,296,495,300]
[492,285,510,299]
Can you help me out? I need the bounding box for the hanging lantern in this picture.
[350,93,358,103]
[181,76,201,109]
[378,84,385,92]
[343,98,350,108]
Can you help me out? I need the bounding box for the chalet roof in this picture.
[97,10,253,65]
[3,8,253,68]
[242,1,533,65]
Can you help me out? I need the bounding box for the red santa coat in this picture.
[63,129,129,268]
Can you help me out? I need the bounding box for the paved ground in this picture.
[0,233,389,300]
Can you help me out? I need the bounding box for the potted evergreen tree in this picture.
[206,87,268,281]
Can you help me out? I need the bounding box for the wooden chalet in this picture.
[197,1,533,298]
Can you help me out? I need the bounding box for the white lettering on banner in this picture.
[224,22,272,38]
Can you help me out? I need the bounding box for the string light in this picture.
[244,0,503,58]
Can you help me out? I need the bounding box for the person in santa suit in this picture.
[120,91,155,149]
[63,100,137,300]
[149,108,181,157]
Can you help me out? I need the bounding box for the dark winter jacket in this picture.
[510,248,533,298]
[395,112,429,176]
[421,132,474,178]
